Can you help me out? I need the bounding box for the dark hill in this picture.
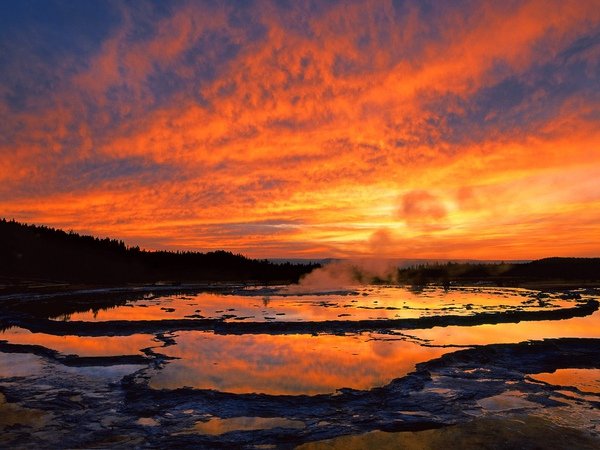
[506,257,600,280]
[0,219,318,284]
[396,257,600,285]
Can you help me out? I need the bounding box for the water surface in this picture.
[184,416,306,435]
[53,286,577,323]
[0,327,156,356]
[149,331,450,394]
[407,309,600,346]
[531,369,600,394]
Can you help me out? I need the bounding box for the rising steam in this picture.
[284,259,404,294]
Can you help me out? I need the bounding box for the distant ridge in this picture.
[0,219,318,284]
[396,257,600,285]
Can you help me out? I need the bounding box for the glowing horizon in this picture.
[1,1,599,259]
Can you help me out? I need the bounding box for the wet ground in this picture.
[0,285,599,448]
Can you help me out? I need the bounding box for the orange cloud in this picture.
[1,1,599,258]
[397,190,448,231]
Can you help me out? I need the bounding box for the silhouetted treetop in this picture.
[0,218,318,284]
[396,257,600,284]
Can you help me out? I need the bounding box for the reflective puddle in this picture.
[0,352,44,378]
[184,416,305,435]
[407,309,600,346]
[531,369,600,394]
[149,331,451,394]
[0,327,157,357]
[477,391,538,411]
[51,287,575,323]
[59,364,147,381]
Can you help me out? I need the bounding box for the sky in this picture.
[1,0,599,259]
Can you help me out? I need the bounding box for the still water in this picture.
[2,287,597,395]
[148,331,451,394]
[51,286,576,322]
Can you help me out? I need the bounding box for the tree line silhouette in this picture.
[396,258,600,285]
[2,218,598,286]
[0,219,319,284]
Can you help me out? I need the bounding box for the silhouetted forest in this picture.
[396,258,600,285]
[2,218,598,287]
[0,219,319,284]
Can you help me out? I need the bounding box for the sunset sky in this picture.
[1,0,599,259]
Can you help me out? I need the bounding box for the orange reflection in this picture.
[409,310,600,346]
[60,287,571,323]
[149,331,450,394]
[531,369,600,393]
[188,417,305,435]
[0,327,156,357]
